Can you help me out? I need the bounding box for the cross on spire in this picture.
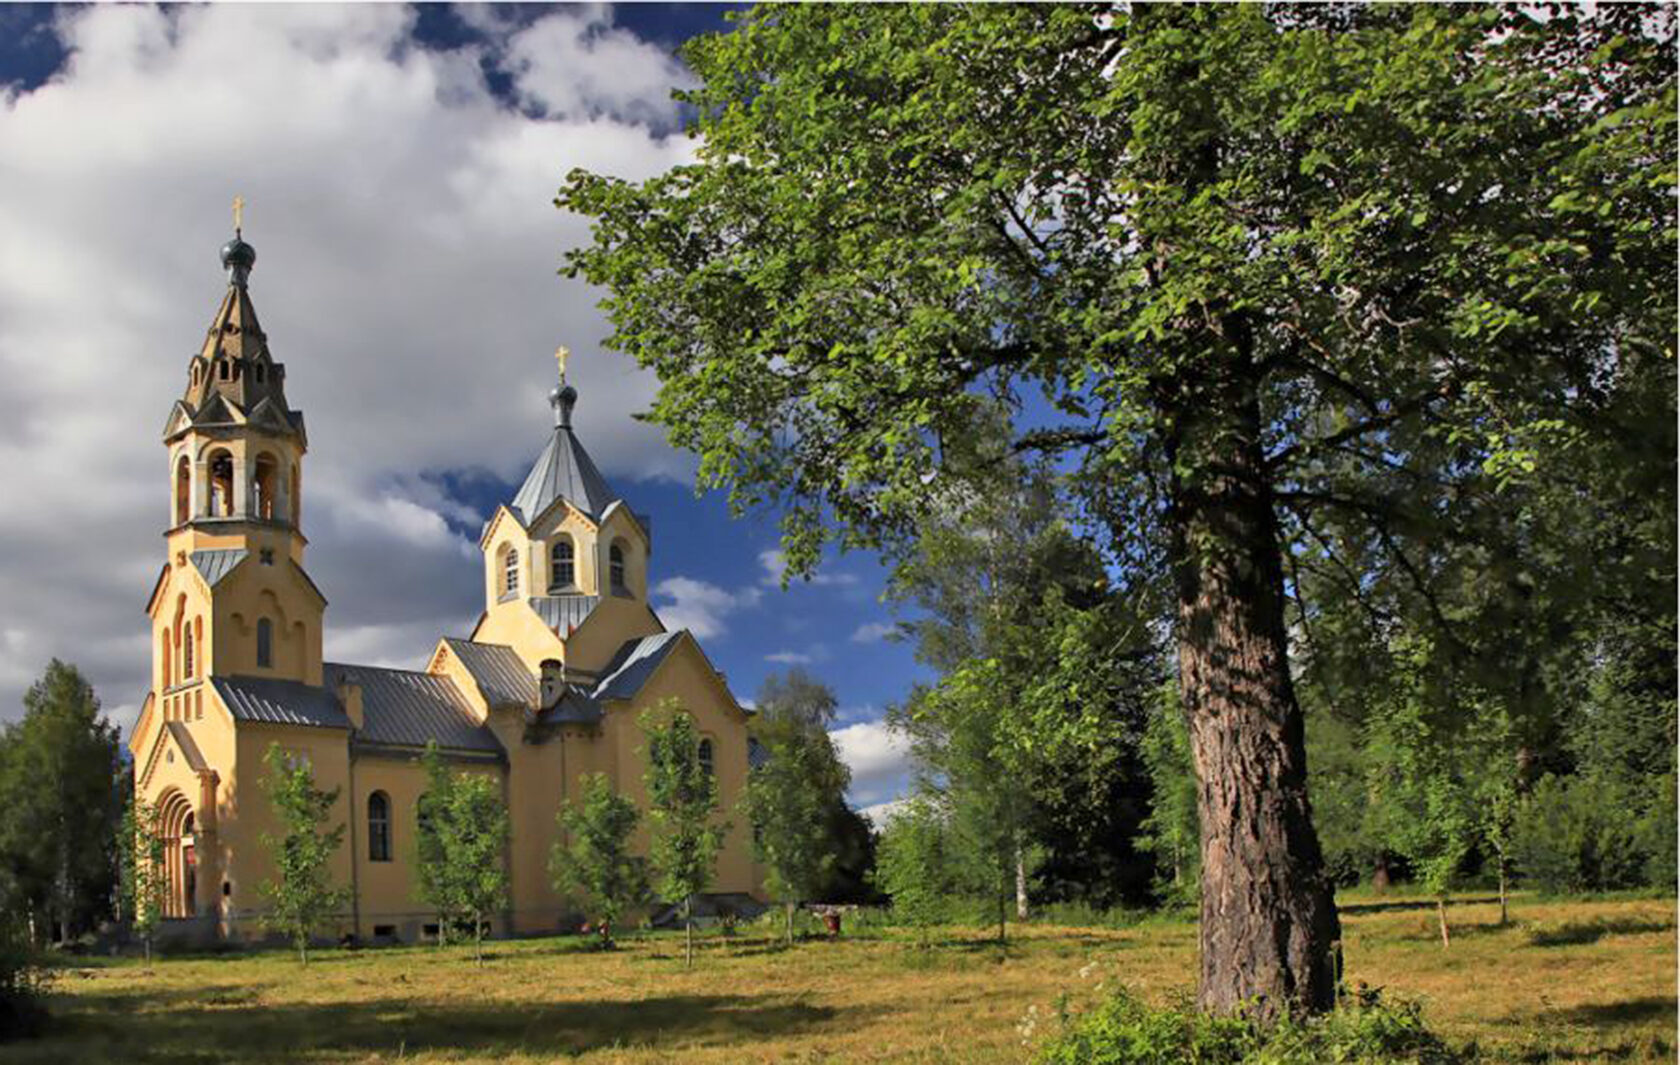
[555,345,570,384]
[232,195,245,236]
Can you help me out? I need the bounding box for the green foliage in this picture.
[413,744,509,963]
[750,670,875,905]
[871,798,955,946]
[1036,986,1458,1065]
[258,744,347,965]
[640,702,729,967]
[1137,683,1199,905]
[551,772,647,946]
[0,919,50,1042]
[1509,773,1661,894]
[0,660,123,942]
[742,682,846,945]
[117,798,166,964]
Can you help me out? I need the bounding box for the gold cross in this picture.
[232,195,245,233]
[555,345,570,382]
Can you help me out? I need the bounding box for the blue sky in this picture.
[0,4,922,814]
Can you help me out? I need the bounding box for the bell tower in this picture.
[152,209,326,701]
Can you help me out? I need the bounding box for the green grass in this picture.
[9,892,1674,1063]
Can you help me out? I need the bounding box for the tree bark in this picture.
[1496,855,1509,926]
[1436,897,1451,948]
[1164,339,1341,1018]
[1015,847,1029,921]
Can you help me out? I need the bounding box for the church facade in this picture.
[127,226,764,944]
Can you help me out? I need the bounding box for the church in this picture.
[126,220,765,944]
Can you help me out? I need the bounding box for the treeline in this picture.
[864,418,1675,943]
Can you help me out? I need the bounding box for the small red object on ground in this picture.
[823,911,841,938]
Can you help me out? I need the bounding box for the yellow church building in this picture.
[126,223,764,944]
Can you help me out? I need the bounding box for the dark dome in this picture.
[220,236,256,271]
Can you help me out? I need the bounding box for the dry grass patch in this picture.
[10,893,1673,1063]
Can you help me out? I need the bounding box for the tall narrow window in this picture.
[160,632,172,690]
[290,463,301,526]
[252,454,278,520]
[208,450,235,517]
[609,543,626,592]
[549,537,575,592]
[501,545,519,598]
[368,792,391,862]
[256,618,273,669]
[698,738,714,778]
[182,620,195,678]
[174,455,191,525]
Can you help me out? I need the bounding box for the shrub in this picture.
[0,927,50,1041]
[1510,774,1655,894]
[1035,986,1458,1065]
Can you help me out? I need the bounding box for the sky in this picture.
[0,3,921,816]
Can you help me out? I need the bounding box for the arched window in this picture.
[159,632,172,689]
[549,537,575,592]
[501,545,519,598]
[368,792,391,862]
[174,455,191,526]
[698,738,714,778]
[256,618,273,669]
[609,542,627,592]
[182,618,195,679]
[252,454,278,520]
[208,450,235,517]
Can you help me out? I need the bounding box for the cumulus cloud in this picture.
[0,5,695,730]
[858,798,911,828]
[850,621,896,644]
[764,650,812,665]
[829,718,915,809]
[652,576,760,641]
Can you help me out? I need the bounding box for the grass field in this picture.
[12,892,1674,1063]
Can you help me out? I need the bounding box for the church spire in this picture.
[512,344,617,523]
[549,345,578,429]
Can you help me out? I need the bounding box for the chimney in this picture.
[337,673,363,730]
[540,659,565,709]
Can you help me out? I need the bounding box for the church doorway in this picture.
[156,790,198,918]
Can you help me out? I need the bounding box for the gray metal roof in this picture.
[592,631,683,702]
[212,675,350,729]
[528,594,601,635]
[509,424,619,524]
[189,549,247,587]
[165,721,209,772]
[442,638,537,709]
[324,663,503,755]
[544,686,603,725]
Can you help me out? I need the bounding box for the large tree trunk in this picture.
[1165,340,1341,1019]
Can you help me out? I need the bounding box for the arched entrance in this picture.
[156,789,198,918]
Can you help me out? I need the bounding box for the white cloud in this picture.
[652,577,760,641]
[850,621,896,644]
[758,548,859,589]
[0,5,696,731]
[829,718,915,808]
[858,798,912,828]
[764,650,812,665]
[501,6,694,123]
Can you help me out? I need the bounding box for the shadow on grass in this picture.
[1339,895,1501,916]
[1528,917,1675,948]
[1552,996,1677,1028]
[28,981,854,1063]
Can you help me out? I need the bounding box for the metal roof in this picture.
[441,638,537,709]
[189,549,247,587]
[592,631,683,702]
[165,721,209,772]
[324,663,503,755]
[528,594,600,635]
[212,675,350,729]
[509,424,619,524]
[544,686,603,725]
